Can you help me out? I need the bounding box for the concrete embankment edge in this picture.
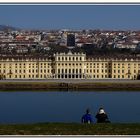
[0,80,140,91]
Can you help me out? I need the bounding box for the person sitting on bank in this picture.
[81,109,93,124]
[95,107,110,123]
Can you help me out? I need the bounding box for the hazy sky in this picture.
[0,5,140,30]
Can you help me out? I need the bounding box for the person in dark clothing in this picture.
[81,109,93,124]
[95,108,110,123]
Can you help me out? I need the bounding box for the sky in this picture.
[0,5,140,30]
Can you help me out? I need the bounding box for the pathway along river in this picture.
[0,91,140,124]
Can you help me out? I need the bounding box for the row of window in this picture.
[57,63,82,66]
[1,63,140,69]
[0,69,139,74]
[5,74,137,79]
[86,69,139,73]
[88,75,136,79]
[7,75,51,78]
[0,69,51,73]
[58,69,82,74]
[56,74,135,79]
[57,56,83,61]
[0,63,51,66]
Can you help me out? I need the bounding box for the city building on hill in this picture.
[67,33,75,47]
[0,51,140,80]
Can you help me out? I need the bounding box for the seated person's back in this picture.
[95,108,110,123]
[81,109,93,124]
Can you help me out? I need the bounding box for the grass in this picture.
[0,123,140,135]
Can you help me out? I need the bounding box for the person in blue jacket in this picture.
[81,108,93,124]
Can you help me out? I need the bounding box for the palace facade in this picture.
[0,51,140,80]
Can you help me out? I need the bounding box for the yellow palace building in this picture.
[0,51,140,80]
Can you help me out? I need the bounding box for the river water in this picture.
[0,91,140,124]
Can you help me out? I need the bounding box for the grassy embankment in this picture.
[0,123,140,135]
[0,81,140,91]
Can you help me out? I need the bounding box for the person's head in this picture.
[86,108,90,114]
[99,107,105,114]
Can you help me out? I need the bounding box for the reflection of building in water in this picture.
[0,51,140,80]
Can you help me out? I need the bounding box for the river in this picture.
[0,91,140,124]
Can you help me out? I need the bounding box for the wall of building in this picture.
[0,53,140,80]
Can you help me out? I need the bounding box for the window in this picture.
[62,69,64,73]
[65,69,67,73]
[58,69,60,73]
[73,69,74,73]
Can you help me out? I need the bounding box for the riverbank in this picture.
[0,80,140,91]
[0,123,140,135]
